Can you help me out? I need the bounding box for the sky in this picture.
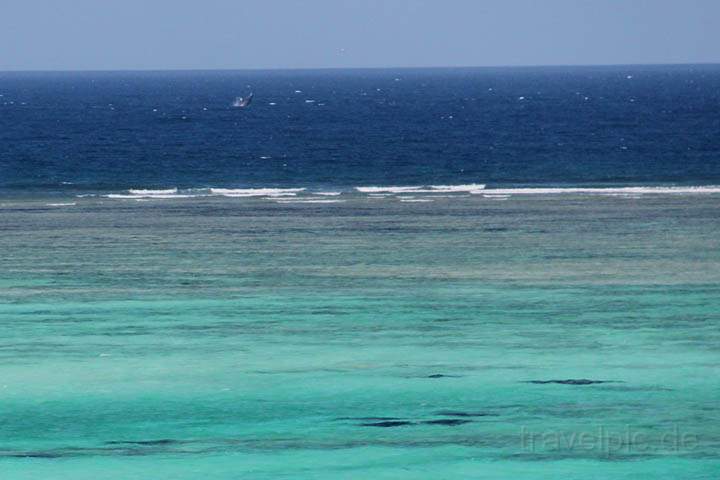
[1,0,718,71]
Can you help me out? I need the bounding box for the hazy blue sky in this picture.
[1,0,718,71]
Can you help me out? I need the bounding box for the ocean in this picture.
[1,66,719,479]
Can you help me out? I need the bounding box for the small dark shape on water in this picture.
[232,93,254,108]
[427,374,461,378]
[526,379,617,385]
[422,419,473,426]
[360,421,414,428]
[10,451,63,458]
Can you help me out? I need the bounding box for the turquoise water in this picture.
[1,193,718,478]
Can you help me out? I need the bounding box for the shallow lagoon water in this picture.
[1,193,719,478]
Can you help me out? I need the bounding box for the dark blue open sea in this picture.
[1,66,719,479]
[2,64,720,192]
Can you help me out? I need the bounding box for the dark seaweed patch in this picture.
[525,379,618,385]
[359,421,414,428]
[422,419,473,426]
[7,451,63,458]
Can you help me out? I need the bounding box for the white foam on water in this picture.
[90,184,718,203]
[210,188,305,197]
[107,193,195,199]
[46,202,77,207]
[357,186,424,193]
[357,184,485,194]
[106,194,145,199]
[600,193,644,198]
[106,188,195,199]
[128,188,178,195]
[427,184,486,193]
[105,187,305,199]
[474,186,720,195]
[401,199,434,203]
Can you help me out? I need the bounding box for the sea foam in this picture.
[472,186,720,195]
[106,193,195,199]
[356,184,485,194]
[107,188,191,199]
[127,188,178,195]
[210,188,305,197]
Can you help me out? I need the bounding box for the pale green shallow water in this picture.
[1,194,719,478]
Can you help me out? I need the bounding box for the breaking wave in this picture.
[356,184,486,194]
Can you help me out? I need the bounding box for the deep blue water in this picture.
[1,65,719,194]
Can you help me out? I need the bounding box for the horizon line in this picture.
[1,61,719,74]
